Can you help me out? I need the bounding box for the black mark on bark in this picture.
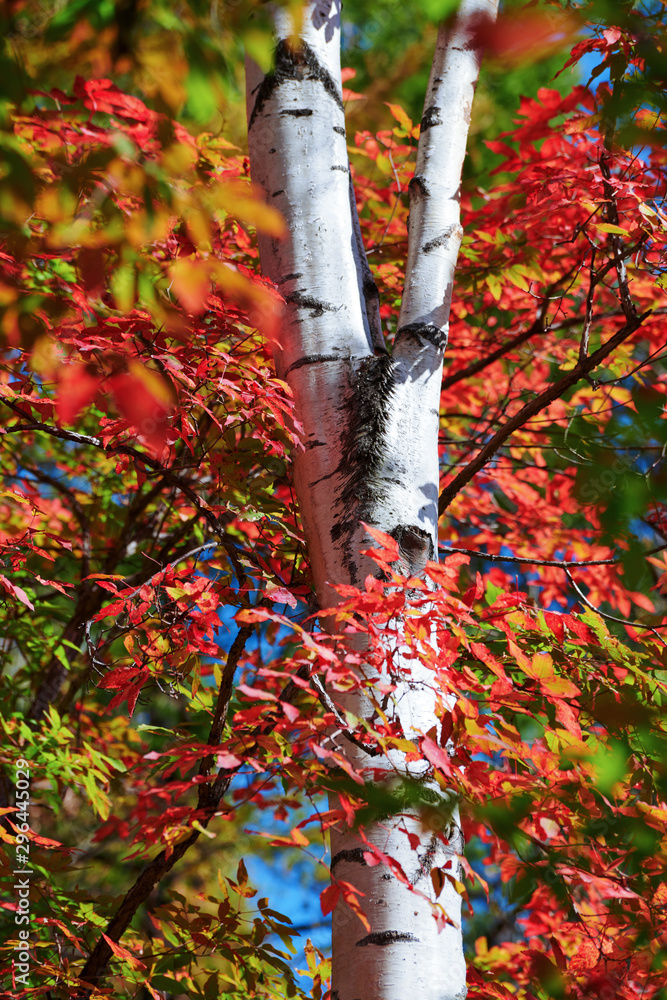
[285,352,345,376]
[356,931,420,947]
[447,820,465,857]
[285,291,341,318]
[390,524,433,577]
[423,226,457,253]
[271,190,285,197]
[409,833,438,885]
[333,125,346,136]
[280,107,313,117]
[277,272,303,285]
[395,322,447,353]
[248,39,344,130]
[409,175,430,200]
[349,171,385,354]
[455,38,478,52]
[330,355,395,578]
[331,164,349,172]
[331,848,368,870]
[421,105,443,132]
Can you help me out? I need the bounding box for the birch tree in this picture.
[246,3,498,997]
[5,3,667,998]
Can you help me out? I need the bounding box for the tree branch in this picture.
[565,569,667,648]
[0,404,246,573]
[438,310,651,516]
[76,621,255,992]
[439,545,619,568]
[395,0,499,356]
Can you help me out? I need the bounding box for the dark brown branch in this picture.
[309,672,380,757]
[438,310,650,516]
[579,247,597,362]
[0,404,247,587]
[565,569,667,648]
[599,144,638,323]
[441,302,664,394]
[439,545,619,568]
[76,622,255,992]
[198,623,255,796]
[441,318,544,391]
[27,479,174,722]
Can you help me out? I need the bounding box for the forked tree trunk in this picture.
[245,3,497,997]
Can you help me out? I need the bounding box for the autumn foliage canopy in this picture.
[1,3,667,999]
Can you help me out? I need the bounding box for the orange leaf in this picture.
[524,652,554,681]
[290,826,309,847]
[569,938,599,972]
[360,522,400,561]
[338,880,370,932]
[386,102,413,132]
[101,933,146,970]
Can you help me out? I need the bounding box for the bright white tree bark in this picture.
[246,3,498,997]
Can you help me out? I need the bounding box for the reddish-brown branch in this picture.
[438,310,650,516]
[440,302,662,393]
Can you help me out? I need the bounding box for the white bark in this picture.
[398,0,498,344]
[245,3,497,998]
[246,1,384,609]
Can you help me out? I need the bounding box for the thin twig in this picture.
[309,672,380,757]
[439,545,619,568]
[599,148,638,323]
[579,247,597,363]
[77,621,256,992]
[1,404,248,589]
[565,569,667,648]
[438,310,651,516]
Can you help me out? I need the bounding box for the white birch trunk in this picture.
[245,3,497,998]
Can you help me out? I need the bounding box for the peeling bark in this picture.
[245,2,497,997]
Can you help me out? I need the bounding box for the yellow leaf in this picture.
[386,102,413,133]
[110,262,136,313]
[162,142,198,175]
[0,491,29,504]
[216,183,286,237]
[595,222,631,236]
[524,652,554,680]
[170,257,210,314]
[375,153,392,176]
[564,112,602,134]
[291,827,309,847]
[191,820,216,838]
